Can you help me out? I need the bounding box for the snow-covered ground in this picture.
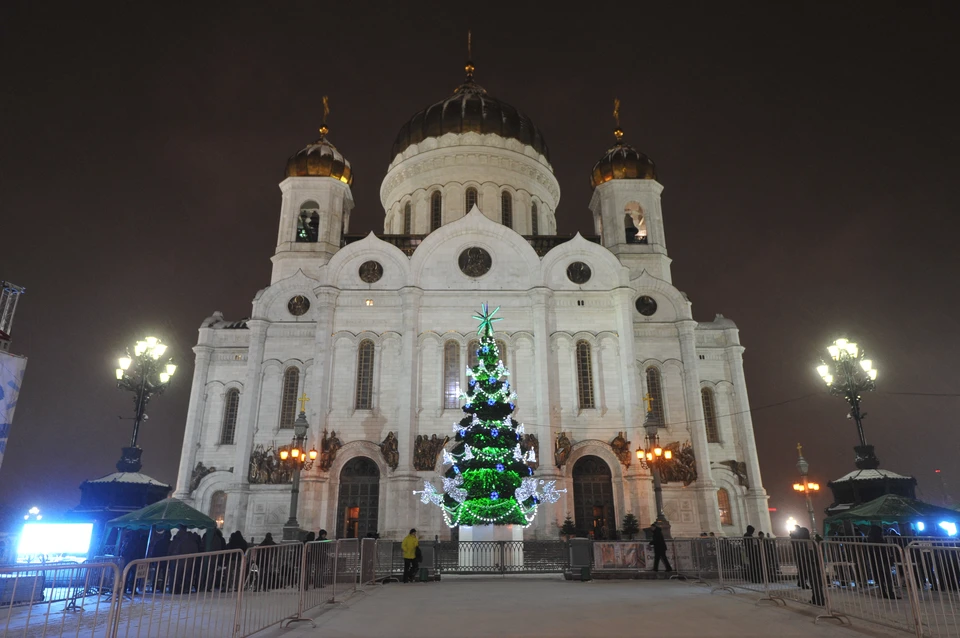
[262,575,907,638]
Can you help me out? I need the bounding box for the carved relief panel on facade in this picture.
[380,431,399,470]
[414,434,450,471]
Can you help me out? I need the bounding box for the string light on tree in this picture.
[414,304,565,527]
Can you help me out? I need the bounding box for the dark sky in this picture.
[2,2,958,532]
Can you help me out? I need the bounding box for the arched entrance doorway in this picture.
[573,455,616,540]
[336,457,380,539]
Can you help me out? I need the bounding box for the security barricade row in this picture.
[1,561,120,637]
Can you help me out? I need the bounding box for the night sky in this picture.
[2,2,958,532]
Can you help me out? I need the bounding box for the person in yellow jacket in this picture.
[401,528,419,583]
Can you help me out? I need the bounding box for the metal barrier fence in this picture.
[1,561,120,637]
[434,540,568,575]
[904,542,960,638]
[297,539,335,615]
[329,539,359,603]
[114,548,245,638]
[236,542,302,637]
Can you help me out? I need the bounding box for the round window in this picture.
[566,261,592,284]
[458,247,492,277]
[288,295,311,316]
[358,260,384,283]
[635,295,657,316]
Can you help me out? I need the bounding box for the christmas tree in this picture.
[415,304,564,527]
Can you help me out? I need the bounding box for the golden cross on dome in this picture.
[613,98,624,143]
[797,442,803,456]
[298,392,310,413]
[642,393,655,412]
[319,96,330,138]
[465,30,475,81]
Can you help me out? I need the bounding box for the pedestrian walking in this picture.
[402,528,419,583]
[650,521,673,573]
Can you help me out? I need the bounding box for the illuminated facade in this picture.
[174,65,771,541]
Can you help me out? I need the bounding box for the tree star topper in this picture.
[473,303,503,337]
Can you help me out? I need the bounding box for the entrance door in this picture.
[572,455,616,540]
[336,457,380,538]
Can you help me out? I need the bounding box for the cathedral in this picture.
[173,59,772,541]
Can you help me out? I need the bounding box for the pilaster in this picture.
[174,345,213,499]
[678,321,722,532]
[727,343,771,531]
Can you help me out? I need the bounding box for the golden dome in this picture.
[391,79,549,161]
[590,142,657,188]
[590,99,656,188]
[284,136,353,184]
[285,96,353,184]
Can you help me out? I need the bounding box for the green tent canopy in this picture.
[106,497,216,532]
[824,494,960,536]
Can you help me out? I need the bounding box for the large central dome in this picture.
[391,80,550,161]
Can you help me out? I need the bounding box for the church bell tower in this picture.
[588,100,672,282]
[271,97,355,283]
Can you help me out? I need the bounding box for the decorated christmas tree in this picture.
[415,304,564,527]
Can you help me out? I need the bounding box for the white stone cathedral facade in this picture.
[174,67,772,541]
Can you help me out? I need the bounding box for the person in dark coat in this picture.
[256,533,278,590]
[796,527,825,606]
[649,522,673,573]
[743,525,762,582]
[867,525,898,599]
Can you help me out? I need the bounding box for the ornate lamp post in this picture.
[282,393,318,541]
[792,443,820,532]
[817,337,879,468]
[636,395,673,537]
[114,336,176,472]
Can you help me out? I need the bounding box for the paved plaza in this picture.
[267,575,905,638]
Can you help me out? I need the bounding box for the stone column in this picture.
[726,342,771,532]
[677,321,721,532]
[229,319,269,533]
[174,345,213,499]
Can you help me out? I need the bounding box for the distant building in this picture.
[174,61,772,540]
[0,281,27,474]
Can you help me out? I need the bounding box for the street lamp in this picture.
[817,337,879,468]
[792,443,820,532]
[114,336,177,472]
[282,393,318,541]
[635,394,674,536]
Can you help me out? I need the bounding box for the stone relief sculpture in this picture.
[319,430,343,472]
[719,459,749,488]
[660,441,697,486]
[555,431,572,468]
[611,431,632,469]
[190,461,217,492]
[413,433,450,471]
[248,445,293,484]
[521,433,540,470]
[380,431,399,470]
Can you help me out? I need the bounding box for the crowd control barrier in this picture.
[1,561,120,637]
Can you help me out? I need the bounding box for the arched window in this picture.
[501,191,512,228]
[702,387,720,443]
[576,340,595,409]
[430,191,442,232]
[717,488,733,525]
[297,201,320,243]
[465,187,478,212]
[495,340,507,365]
[624,202,647,244]
[355,340,375,409]
[402,202,412,234]
[443,341,460,409]
[467,339,480,369]
[210,491,228,528]
[279,367,300,429]
[219,388,240,444]
[531,202,539,236]
[645,367,665,424]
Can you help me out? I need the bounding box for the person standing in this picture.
[401,529,419,583]
[650,522,673,573]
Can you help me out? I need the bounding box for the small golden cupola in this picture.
[590,99,657,188]
[284,96,353,184]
